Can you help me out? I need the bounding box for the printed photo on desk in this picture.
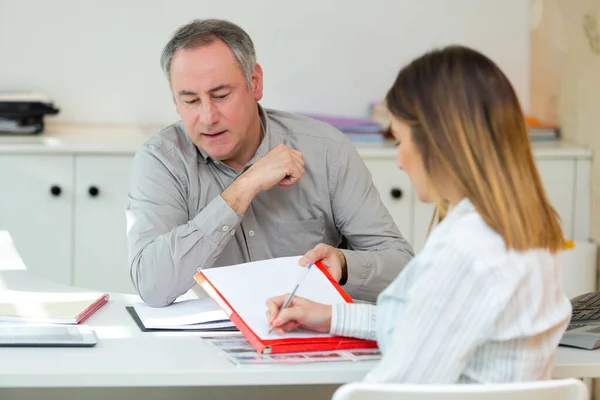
[203,335,381,366]
[194,256,378,354]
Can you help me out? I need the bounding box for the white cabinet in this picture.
[0,136,591,295]
[366,160,413,244]
[73,156,134,294]
[0,155,73,284]
[413,201,435,252]
[0,154,135,292]
[537,160,576,239]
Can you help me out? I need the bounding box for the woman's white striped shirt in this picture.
[330,198,572,383]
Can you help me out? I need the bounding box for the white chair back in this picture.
[332,379,589,400]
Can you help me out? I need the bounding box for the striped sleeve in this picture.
[363,243,514,383]
[330,303,377,341]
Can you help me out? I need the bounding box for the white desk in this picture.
[0,231,598,392]
[0,272,377,388]
[0,231,375,394]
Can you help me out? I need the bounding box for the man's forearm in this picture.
[131,229,223,307]
[221,175,259,215]
[128,196,243,307]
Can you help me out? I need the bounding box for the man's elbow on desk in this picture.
[136,287,174,308]
[130,257,177,308]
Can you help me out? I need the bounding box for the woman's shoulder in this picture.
[425,209,557,278]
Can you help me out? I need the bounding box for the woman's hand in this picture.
[265,294,333,334]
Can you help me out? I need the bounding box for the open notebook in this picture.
[194,256,377,354]
[0,292,109,324]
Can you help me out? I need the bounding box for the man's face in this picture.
[170,39,263,168]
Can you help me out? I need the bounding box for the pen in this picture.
[268,263,313,334]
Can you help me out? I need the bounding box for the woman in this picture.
[266,45,572,384]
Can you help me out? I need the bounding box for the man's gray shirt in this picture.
[126,106,414,307]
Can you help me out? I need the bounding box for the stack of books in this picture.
[371,102,561,142]
[300,112,389,143]
[526,116,560,141]
[301,105,560,143]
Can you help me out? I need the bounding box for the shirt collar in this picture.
[247,104,280,166]
[445,197,476,221]
[175,121,209,164]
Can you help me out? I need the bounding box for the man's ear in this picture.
[251,63,264,101]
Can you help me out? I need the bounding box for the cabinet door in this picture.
[364,159,414,247]
[412,159,577,252]
[536,160,575,239]
[73,155,135,294]
[0,155,73,284]
[413,201,435,253]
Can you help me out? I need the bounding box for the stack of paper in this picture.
[126,298,237,332]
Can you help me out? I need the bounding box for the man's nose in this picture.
[199,101,218,127]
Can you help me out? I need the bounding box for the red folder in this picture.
[194,261,377,354]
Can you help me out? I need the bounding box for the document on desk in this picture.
[127,298,237,331]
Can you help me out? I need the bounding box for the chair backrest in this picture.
[332,379,589,400]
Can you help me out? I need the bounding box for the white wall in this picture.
[0,0,530,126]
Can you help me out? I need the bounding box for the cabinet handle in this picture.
[50,185,62,197]
[390,187,403,199]
[88,186,100,197]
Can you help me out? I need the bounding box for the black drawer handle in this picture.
[88,186,100,197]
[390,187,403,199]
[50,185,62,197]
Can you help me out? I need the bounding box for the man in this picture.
[126,18,413,307]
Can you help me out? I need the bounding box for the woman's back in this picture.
[371,198,572,383]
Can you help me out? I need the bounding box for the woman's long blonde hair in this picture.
[386,45,564,252]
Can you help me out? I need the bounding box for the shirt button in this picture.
[248,230,255,237]
[230,230,235,236]
[197,267,202,272]
[221,226,229,232]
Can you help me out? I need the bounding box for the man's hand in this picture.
[299,243,346,283]
[242,144,304,192]
[266,294,332,334]
[222,144,304,214]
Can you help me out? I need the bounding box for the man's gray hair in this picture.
[160,19,257,87]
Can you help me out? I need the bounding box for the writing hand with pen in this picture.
[265,243,345,335]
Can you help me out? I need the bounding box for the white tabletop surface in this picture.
[0,231,376,389]
[0,231,597,388]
